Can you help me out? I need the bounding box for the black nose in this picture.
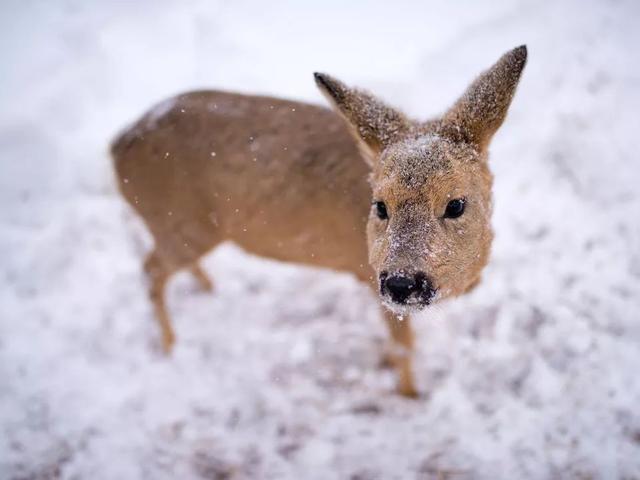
[381,272,434,305]
[384,275,414,303]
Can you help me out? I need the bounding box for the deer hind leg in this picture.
[190,263,213,292]
[382,309,418,398]
[144,250,176,353]
[145,213,222,352]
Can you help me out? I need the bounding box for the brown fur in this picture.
[112,46,527,397]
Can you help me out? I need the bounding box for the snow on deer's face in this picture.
[315,45,526,311]
[367,134,493,313]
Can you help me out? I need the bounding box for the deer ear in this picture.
[314,72,410,164]
[442,45,527,150]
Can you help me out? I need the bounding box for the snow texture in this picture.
[1,0,640,479]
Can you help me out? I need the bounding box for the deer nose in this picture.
[380,271,435,305]
[384,275,414,303]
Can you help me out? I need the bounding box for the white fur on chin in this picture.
[380,289,443,317]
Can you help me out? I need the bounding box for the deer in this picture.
[112,46,527,397]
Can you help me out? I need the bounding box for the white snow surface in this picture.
[1,1,640,478]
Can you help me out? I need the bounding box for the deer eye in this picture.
[444,198,466,219]
[374,201,388,220]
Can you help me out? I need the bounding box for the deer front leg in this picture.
[382,309,418,398]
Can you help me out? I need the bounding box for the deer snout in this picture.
[380,271,436,307]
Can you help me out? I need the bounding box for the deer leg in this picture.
[190,263,213,292]
[144,251,175,353]
[382,310,418,398]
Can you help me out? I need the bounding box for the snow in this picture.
[1,0,640,479]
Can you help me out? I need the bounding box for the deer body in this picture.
[113,47,527,397]
[114,92,372,279]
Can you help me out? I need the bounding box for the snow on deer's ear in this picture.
[442,45,527,150]
[314,72,410,165]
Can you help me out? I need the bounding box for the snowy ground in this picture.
[1,0,640,478]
